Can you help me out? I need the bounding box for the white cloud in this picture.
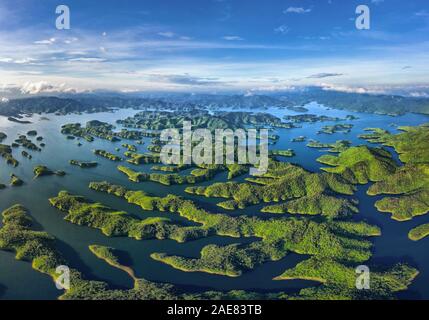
[0,57,13,63]
[222,35,244,41]
[415,10,429,17]
[409,91,429,98]
[0,57,37,64]
[68,57,106,62]
[320,83,386,94]
[274,25,290,34]
[1,97,9,103]
[20,81,80,94]
[284,7,312,14]
[64,37,78,44]
[158,31,175,38]
[14,58,36,64]
[34,38,56,45]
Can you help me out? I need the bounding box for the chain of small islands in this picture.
[1,107,428,300]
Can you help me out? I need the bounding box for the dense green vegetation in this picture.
[0,204,189,300]
[270,149,295,157]
[360,125,429,221]
[1,100,427,300]
[317,146,397,184]
[93,149,122,161]
[318,124,353,135]
[33,165,66,178]
[83,181,381,276]
[151,164,191,172]
[124,152,160,164]
[49,190,195,241]
[307,140,351,153]
[118,165,222,185]
[261,194,358,219]
[275,257,418,299]
[151,241,280,277]
[62,121,120,142]
[185,160,355,210]
[78,180,417,298]
[122,143,137,152]
[360,124,429,163]
[117,110,294,131]
[283,114,341,123]
[408,224,429,241]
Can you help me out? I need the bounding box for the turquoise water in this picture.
[0,103,428,300]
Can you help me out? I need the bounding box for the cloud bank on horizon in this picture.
[0,0,428,97]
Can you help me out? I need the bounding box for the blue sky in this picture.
[0,0,428,96]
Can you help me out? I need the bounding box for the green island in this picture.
[118,164,225,185]
[22,150,32,159]
[27,130,37,136]
[287,106,309,113]
[7,117,32,124]
[151,164,192,172]
[307,140,351,153]
[0,144,19,167]
[185,160,356,210]
[89,245,138,280]
[291,136,306,142]
[124,152,160,165]
[269,149,295,157]
[261,194,358,218]
[359,124,429,221]
[274,257,417,299]
[15,135,41,151]
[283,114,342,123]
[317,146,397,184]
[408,224,429,241]
[33,165,66,178]
[10,174,24,186]
[93,149,122,161]
[122,143,137,152]
[318,124,353,135]
[69,160,98,168]
[61,121,120,142]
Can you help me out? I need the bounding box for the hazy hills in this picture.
[1,88,429,117]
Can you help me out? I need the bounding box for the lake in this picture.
[0,103,428,300]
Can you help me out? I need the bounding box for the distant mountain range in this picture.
[1,88,429,117]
